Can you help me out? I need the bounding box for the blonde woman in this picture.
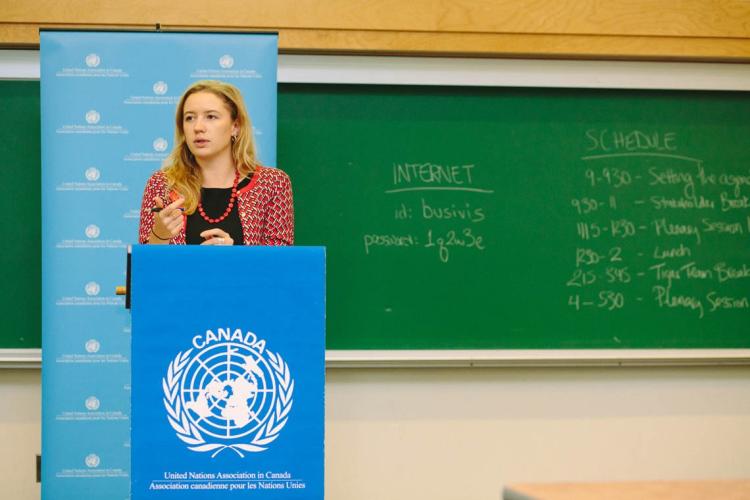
[138,80,293,246]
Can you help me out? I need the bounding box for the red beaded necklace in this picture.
[197,170,240,224]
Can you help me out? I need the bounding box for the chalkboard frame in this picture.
[3,51,750,367]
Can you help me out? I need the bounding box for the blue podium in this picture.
[130,245,325,499]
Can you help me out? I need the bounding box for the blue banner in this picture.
[41,31,279,500]
[130,246,325,499]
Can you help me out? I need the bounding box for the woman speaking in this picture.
[138,80,293,246]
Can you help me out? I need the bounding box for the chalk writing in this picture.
[392,162,475,186]
[421,198,485,223]
[585,129,678,153]
[424,228,485,263]
[363,234,417,254]
[568,130,749,319]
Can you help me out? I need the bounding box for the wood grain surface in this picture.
[1,2,749,61]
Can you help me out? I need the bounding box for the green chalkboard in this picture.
[0,81,41,348]
[279,84,750,349]
[3,80,750,350]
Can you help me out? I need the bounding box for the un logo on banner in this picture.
[85,167,101,181]
[85,110,100,124]
[85,224,100,239]
[85,53,100,68]
[219,54,234,69]
[85,454,100,468]
[153,81,168,95]
[85,282,101,296]
[85,339,101,353]
[163,328,294,458]
[153,138,168,152]
[85,396,100,411]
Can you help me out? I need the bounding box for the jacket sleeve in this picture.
[138,173,167,244]
[262,170,295,246]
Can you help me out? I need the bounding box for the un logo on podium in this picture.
[163,328,294,458]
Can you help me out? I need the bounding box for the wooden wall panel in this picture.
[1,0,749,60]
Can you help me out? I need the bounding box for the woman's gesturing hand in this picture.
[151,196,184,242]
[199,228,234,246]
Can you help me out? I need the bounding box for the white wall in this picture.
[325,366,750,499]
[3,366,749,500]
[0,370,41,500]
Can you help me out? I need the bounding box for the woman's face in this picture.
[182,91,238,163]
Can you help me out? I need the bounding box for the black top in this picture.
[186,176,252,245]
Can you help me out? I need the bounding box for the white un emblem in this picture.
[85,396,100,411]
[85,339,101,353]
[85,224,100,239]
[85,110,100,124]
[85,282,100,296]
[85,167,101,181]
[153,81,168,95]
[219,54,234,69]
[153,138,168,152]
[85,53,100,68]
[85,453,100,468]
[163,328,294,458]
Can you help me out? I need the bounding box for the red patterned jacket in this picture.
[138,166,294,245]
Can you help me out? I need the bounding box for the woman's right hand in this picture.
[150,196,184,243]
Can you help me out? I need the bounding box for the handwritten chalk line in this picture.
[385,187,495,194]
[580,152,702,164]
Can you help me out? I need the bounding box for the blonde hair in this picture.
[162,80,258,213]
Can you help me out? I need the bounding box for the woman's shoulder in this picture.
[255,165,291,187]
[142,170,170,197]
[148,170,169,183]
[256,165,290,180]
[144,169,169,188]
[146,170,169,192]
